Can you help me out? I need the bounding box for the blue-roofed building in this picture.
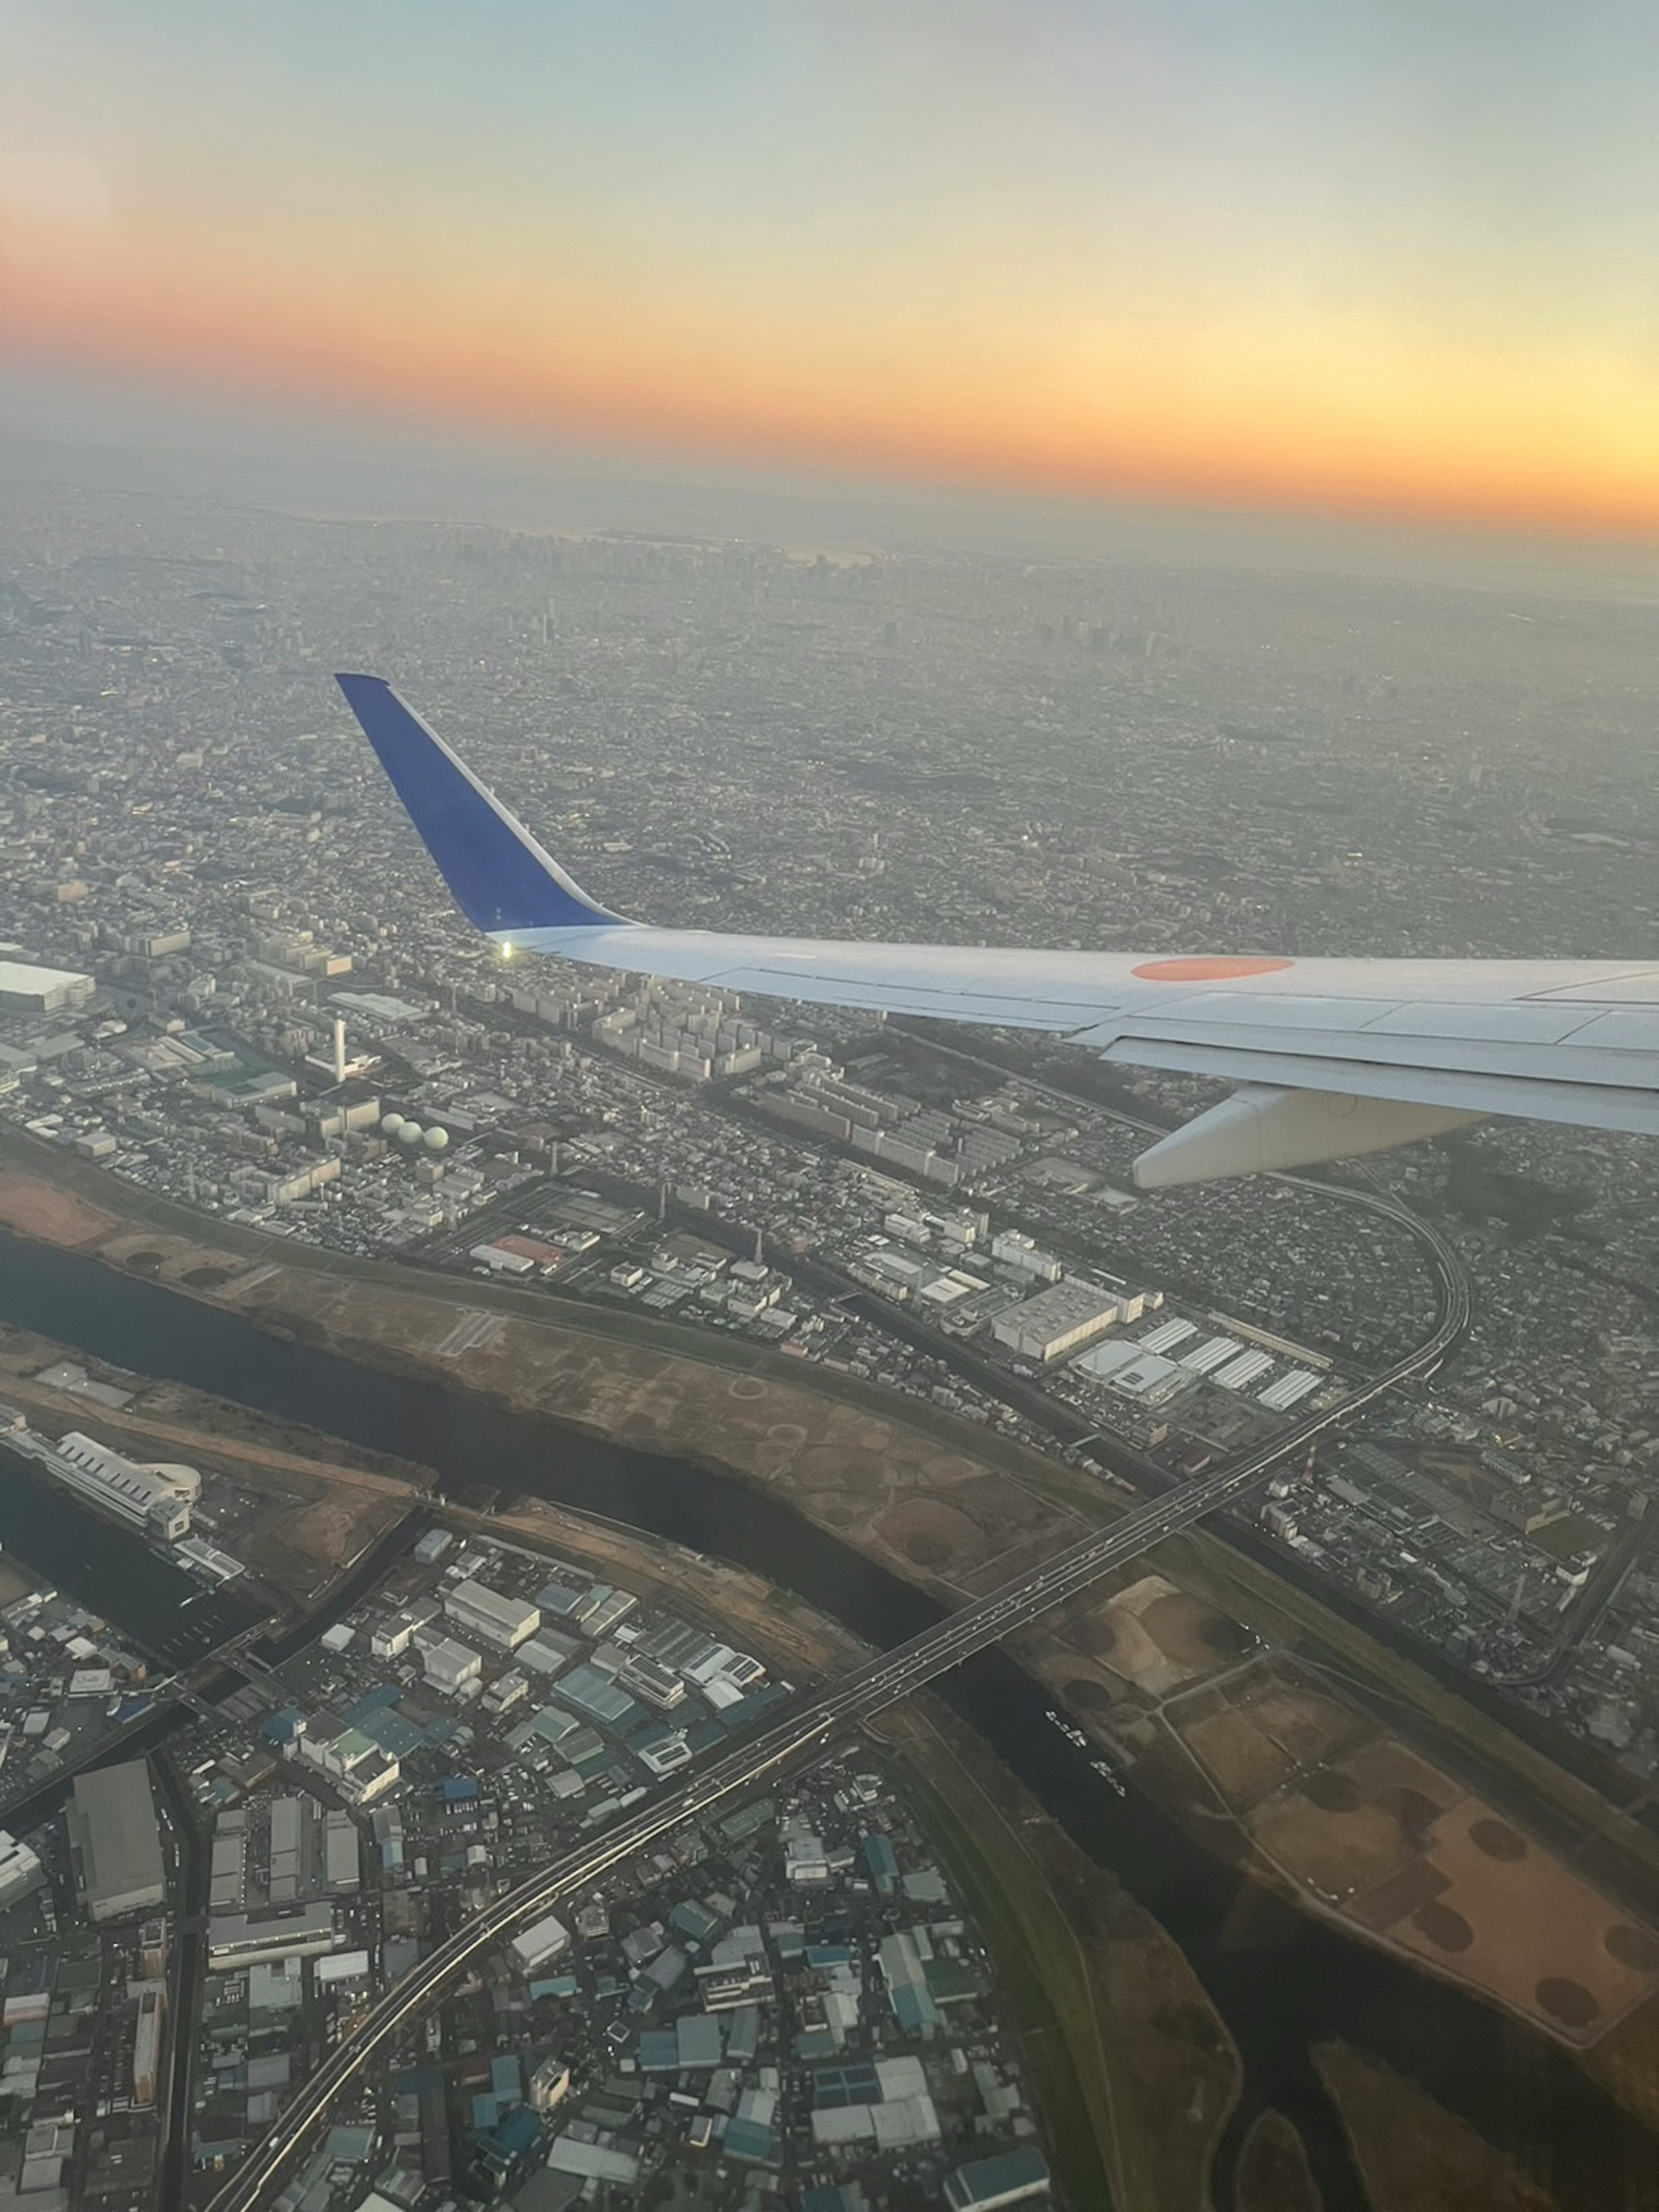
[344,1699,426,1759]
[463,2102,546,2198]
[722,2116,779,2166]
[725,2003,761,2066]
[560,1663,645,1731]
[534,1576,599,1621]
[670,1899,721,1944]
[813,2063,881,2109]
[715,1683,788,1730]
[341,1685,402,1725]
[529,1703,582,1748]
[259,1707,305,1748]
[862,1832,899,1895]
[944,2144,1052,2209]
[677,2013,723,2068]
[878,1931,941,2034]
[638,2030,679,2072]
[391,2065,444,2096]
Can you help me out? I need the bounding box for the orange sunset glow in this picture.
[3,2,1657,533]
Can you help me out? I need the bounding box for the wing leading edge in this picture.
[338,674,1659,1187]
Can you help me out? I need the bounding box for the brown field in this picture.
[1379,1796,1659,2044]
[1314,2044,1560,2212]
[1338,1737,1463,1824]
[1164,1658,1659,2047]
[1182,1706,1298,1807]
[1246,1677,1368,1768]
[872,1496,984,1573]
[1034,1572,1256,1713]
[1252,1789,1422,1903]
[118,1244,1098,1600]
[0,1168,118,1248]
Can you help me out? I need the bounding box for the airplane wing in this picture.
[337,674,1659,1188]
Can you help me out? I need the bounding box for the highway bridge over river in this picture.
[210,1256,1464,2212]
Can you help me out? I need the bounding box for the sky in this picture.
[2,1,1656,535]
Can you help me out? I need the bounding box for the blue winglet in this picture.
[336,674,623,936]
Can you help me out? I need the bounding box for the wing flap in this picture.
[1097,1036,1659,1138]
[341,673,1659,1174]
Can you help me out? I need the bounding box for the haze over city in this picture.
[0,9,1655,2212]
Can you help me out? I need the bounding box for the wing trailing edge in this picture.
[340,675,1659,1185]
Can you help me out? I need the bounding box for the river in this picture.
[0,1229,1648,2210]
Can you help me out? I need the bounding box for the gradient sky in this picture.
[2,0,1656,531]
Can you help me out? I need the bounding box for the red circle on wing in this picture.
[1132,956,1295,982]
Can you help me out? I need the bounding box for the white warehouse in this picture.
[444,1578,540,1651]
[512,1914,571,1972]
[993,1279,1139,1365]
[48,1432,199,1539]
[415,1631,483,1693]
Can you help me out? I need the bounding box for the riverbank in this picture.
[874,1698,1242,2212]
[1236,2110,1322,2212]
[0,1321,432,1609]
[1,1145,1657,2201]
[12,1145,1655,2030]
[1313,2043,1561,2212]
[452,1495,1243,2210]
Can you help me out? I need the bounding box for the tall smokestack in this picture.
[331,1017,347,1085]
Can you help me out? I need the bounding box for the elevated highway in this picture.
[210,1284,1459,2212]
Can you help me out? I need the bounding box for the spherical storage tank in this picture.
[381,1112,406,1136]
[397,1120,424,1146]
[423,1126,450,1151]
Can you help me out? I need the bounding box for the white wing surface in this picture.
[338,675,1659,1187]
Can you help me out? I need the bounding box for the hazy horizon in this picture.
[6,365,1657,604]
[5,3,1659,536]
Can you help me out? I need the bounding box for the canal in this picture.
[0,1229,1649,2210]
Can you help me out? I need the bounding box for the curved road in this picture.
[209,1255,1466,2212]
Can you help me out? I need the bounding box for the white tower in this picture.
[331,1017,347,1085]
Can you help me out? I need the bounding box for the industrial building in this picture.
[617,1653,687,1710]
[42,1430,198,1539]
[511,1914,571,1972]
[0,958,95,1014]
[324,1809,360,1890]
[992,1278,1134,1364]
[131,1987,164,2107]
[1072,1339,1187,1402]
[208,1904,337,1970]
[944,2145,1053,2209]
[369,1608,425,1658]
[1259,1369,1321,1412]
[1180,1334,1243,1376]
[0,1829,44,1908]
[443,1577,540,1651]
[416,1630,484,1692]
[68,1761,166,1923]
[296,1721,400,1804]
[989,1231,1064,1285]
[1215,1347,1274,1390]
